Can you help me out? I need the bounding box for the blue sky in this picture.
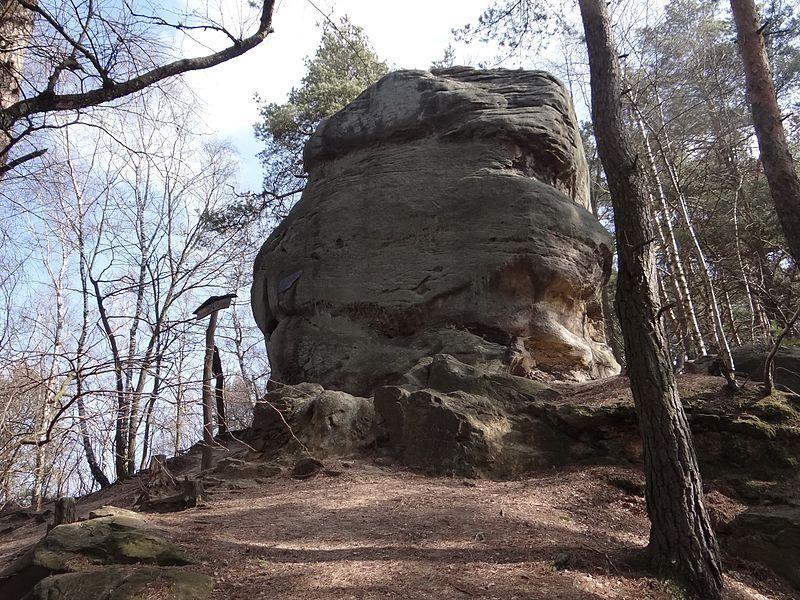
[182,0,509,191]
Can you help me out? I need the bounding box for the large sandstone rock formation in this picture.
[252,67,619,396]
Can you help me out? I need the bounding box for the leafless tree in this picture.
[0,0,276,176]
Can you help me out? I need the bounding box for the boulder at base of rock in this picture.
[731,344,800,395]
[374,354,579,477]
[726,506,800,590]
[252,67,619,396]
[373,355,800,479]
[0,510,190,599]
[31,566,213,600]
[249,383,374,458]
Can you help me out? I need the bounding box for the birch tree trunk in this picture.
[646,106,737,386]
[578,0,723,595]
[634,112,707,359]
[68,150,110,489]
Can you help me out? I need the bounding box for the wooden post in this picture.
[213,345,227,437]
[194,293,236,471]
[201,311,217,471]
[51,497,76,529]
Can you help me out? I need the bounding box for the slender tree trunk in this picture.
[75,197,110,487]
[174,380,184,457]
[124,187,149,474]
[648,115,737,385]
[634,112,706,359]
[201,311,218,471]
[212,346,227,437]
[730,0,800,266]
[732,182,759,342]
[138,347,163,472]
[31,433,47,510]
[231,299,260,403]
[764,306,800,395]
[578,0,723,596]
[722,285,742,346]
[91,276,129,479]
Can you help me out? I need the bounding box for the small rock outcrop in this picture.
[0,507,211,600]
[726,506,800,590]
[372,355,800,478]
[252,67,619,396]
[732,344,800,394]
[248,383,375,458]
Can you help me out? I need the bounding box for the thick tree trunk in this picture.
[0,0,35,168]
[578,0,723,596]
[51,497,76,528]
[730,0,800,266]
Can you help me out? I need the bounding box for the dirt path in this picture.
[145,462,792,600]
[1,458,793,599]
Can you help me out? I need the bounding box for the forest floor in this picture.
[1,456,796,600]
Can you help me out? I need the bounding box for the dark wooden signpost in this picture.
[193,293,236,470]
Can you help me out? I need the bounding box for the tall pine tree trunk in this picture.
[578,0,723,596]
[730,0,800,266]
[0,0,35,169]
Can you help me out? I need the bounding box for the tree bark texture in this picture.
[730,0,800,266]
[51,497,76,528]
[0,0,35,168]
[213,345,227,436]
[201,311,218,471]
[578,0,723,596]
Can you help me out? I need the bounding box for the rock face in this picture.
[249,383,375,458]
[252,67,619,396]
[726,506,800,590]
[373,355,800,478]
[0,508,211,600]
[731,344,800,394]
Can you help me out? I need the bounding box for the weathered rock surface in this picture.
[726,506,800,590]
[252,67,619,396]
[373,356,800,479]
[243,352,800,480]
[0,508,196,600]
[249,383,374,458]
[684,345,800,394]
[31,566,212,600]
[731,344,800,394]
